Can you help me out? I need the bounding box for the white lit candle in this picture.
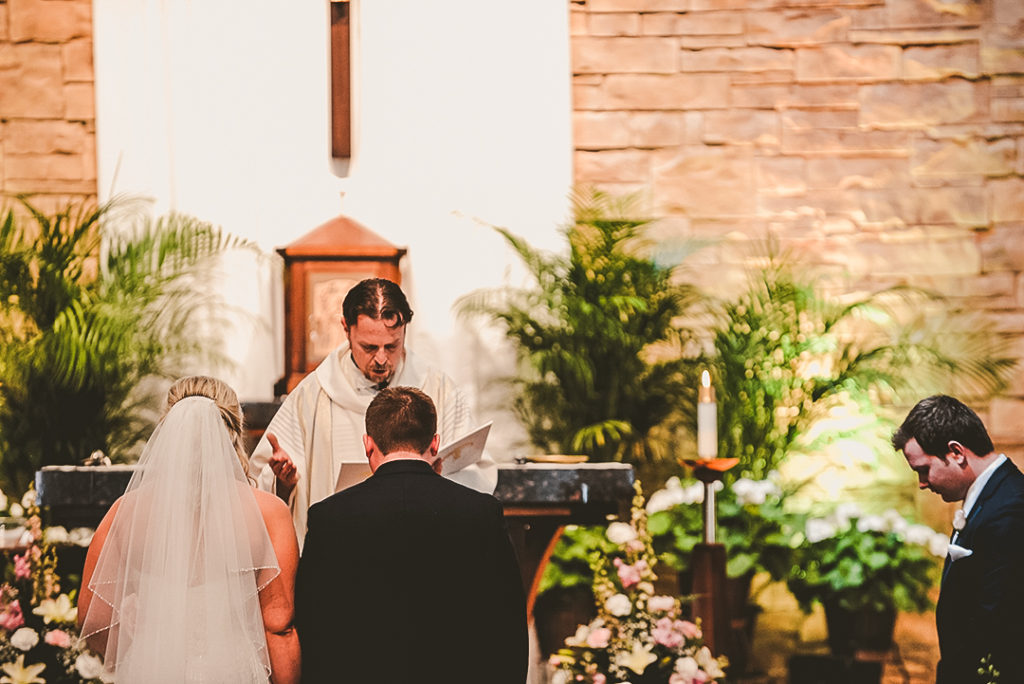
[697,369,717,459]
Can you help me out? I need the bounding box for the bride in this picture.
[78,376,300,683]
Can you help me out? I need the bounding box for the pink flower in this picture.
[593,675,607,684]
[0,601,24,631]
[13,554,30,580]
[677,620,702,639]
[614,558,642,588]
[45,629,71,648]
[653,616,684,648]
[585,627,611,649]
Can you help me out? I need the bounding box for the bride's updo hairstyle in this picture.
[165,375,248,473]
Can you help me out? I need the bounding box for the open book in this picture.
[334,421,492,492]
[438,421,491,476]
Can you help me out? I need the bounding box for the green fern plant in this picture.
[707,240,1017,480]
[0,196,259,491]
[458,189,704,469]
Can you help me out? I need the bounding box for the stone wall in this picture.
[0,0,96,213]
[570,0,1024,452]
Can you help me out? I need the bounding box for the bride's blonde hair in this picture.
[165,376,248,475]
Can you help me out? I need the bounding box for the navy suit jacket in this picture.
[936,458,1024,683]
[294,459,528,684]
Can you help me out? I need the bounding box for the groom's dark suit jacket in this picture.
[936,458,1024,684]
[294,459,528,684]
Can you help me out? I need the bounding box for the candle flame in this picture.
[701,369,710,388]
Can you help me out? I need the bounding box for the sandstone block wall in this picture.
[570,0,1024,451]
[0,0,97,213]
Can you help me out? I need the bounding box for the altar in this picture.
[35,461,635,614]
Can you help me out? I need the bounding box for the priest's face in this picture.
[902,437,970,502]
[344,314,407,385]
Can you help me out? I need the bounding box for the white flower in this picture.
[42,526,69,544]
[636,582,654,596]
[32,594,77,624]
[614,640,657,675]
[8,504,23,520]
[805,518,838,544]
[19,491,34,510]
[605,593,632,616]
[733,478,771,506]
[953,509,967,531]
[833,501,862,529]
[564,623,590,647]
[648,595,676,612]
[904,523,936,546]
[674,655,699,678]
[685,481,708,503]
[0,490,8,513]
[606,522,638,545]
[10,627,39,651]
[882,509,909,535]
[0,654,45,684]
[549,670,571,684]
[75,653,106,680]
[929,533,950,558]
[68,527,95,547]
[646,487,684,514]
[856,515,886,533]
[696,645,726,678]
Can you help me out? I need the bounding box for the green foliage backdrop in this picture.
[0,197,258,492]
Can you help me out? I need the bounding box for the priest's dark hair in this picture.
[892,394,994,458]
[342,278,414,329]
[365,386,437,455]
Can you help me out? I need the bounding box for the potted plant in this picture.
[457,188,703,479]
[550,484,728,684]
[645,473,798,673]
[786,503,947,656]
[705,239,1016,481]
[0,196,259,492]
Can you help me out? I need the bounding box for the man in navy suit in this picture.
[893,395,1024,683]
[294,386,528,684]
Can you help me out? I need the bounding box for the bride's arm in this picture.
[77,497,122,655]
[255,490,301,684]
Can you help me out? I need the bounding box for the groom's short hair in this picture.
[892,394,994,457]
[365,386,437,455]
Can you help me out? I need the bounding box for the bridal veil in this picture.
[79,396,280,683]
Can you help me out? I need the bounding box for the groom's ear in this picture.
[364,434,380,469]
[948,440,968,465]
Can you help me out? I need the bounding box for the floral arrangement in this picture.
[0,487,107,684]
[550,483,728,684]
[787,502,947,614]
[646,473,797,583]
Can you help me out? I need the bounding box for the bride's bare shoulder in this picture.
[251,488,291,526]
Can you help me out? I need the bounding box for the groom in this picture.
[892,395,1024,683]
[294,386,528,684]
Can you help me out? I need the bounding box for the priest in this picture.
[249,277,497,545]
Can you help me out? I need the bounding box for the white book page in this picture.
[438,421,492,476]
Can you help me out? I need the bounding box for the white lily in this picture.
[615,640,657,675]
[0,655,45,684]
[32,594,77,624]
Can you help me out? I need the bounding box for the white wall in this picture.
[93,0,572,449]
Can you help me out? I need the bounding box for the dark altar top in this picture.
[36,462,635,527]
[36,462,635,616]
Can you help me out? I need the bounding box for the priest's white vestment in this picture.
[249,343,498,546]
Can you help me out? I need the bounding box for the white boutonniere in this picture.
[953,508,966,531]
[948,543,973,561]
